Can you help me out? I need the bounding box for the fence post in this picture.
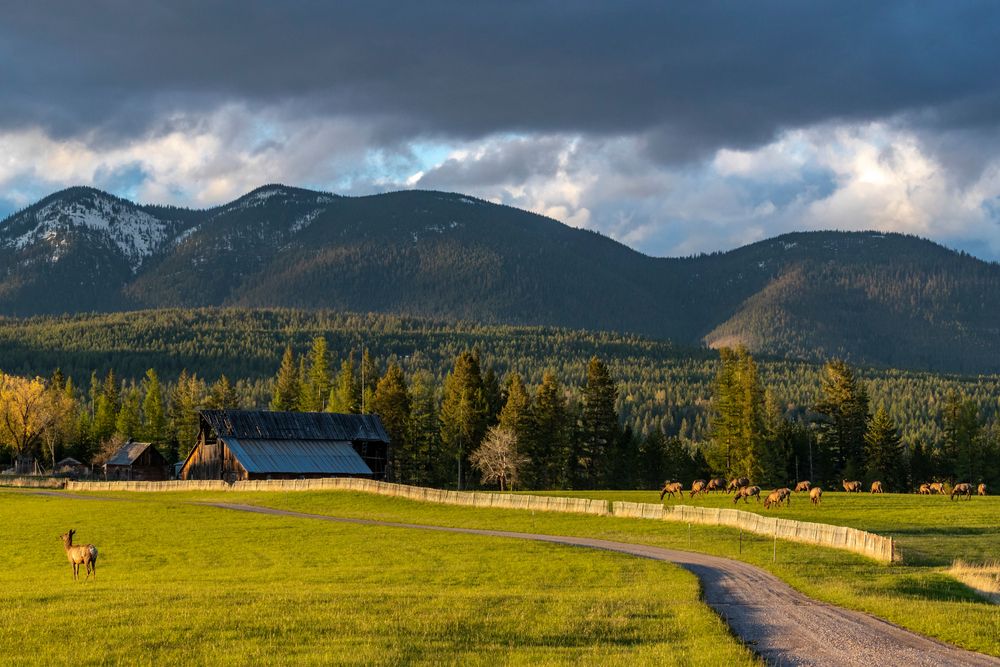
[773,521,777,563]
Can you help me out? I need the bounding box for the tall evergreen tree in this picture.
[301,336,331,411]
[941,391,981,482]
[115,383,142,438]
[482,367,503,426]
[169,370,205,461]
[528,370,569,489]
[864,406,905,490]
[270,346,300,411]
[577,356,619,488]
[708,347,765,480]
[439,350,489,489]
[328,354,361,414]
[206,375,239,410]
[360,349,379,414]
[813,359,869,483]
[371,362,411,482]
[407,369,441,486]
[141,369,167,444]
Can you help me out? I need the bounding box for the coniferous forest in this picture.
[1,307,998,490]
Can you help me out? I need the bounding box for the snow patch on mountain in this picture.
[290,208,323,233]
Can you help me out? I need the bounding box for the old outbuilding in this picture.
[104,441,169,481]
[180,410,391,482]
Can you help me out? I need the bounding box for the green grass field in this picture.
[0,490,757,666]
[533,489,1000,566]
[171,489,1000,657]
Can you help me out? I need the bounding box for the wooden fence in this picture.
[51,477,897,562]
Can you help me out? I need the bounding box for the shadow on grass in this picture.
[881,572,988,604]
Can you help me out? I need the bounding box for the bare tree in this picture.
[469,426,527,491]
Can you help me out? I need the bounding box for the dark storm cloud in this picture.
[3,1,1000,159]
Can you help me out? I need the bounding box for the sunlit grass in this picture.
[0,491,758,666]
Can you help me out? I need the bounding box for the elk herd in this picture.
[658,477,987,509]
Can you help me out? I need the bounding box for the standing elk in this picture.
[733,485,761,504]
[764,488,791,509]
[659,481,683,500]
[842,480,862,493]
[706,478,727,493]
[60,529,98,581]
[689,479,707,498]
[918,483,931,495]
[951,483,973,500]
[929,482,946,495]
[794,481,811,492]
[870,481,884,494]
[810,487,823,505]
[726,477,750,493]
[978,483,987,496]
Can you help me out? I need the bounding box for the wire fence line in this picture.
[43,477,897,563]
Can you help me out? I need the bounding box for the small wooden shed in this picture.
[55,457,89,477]
[104,441,168,481]
[180,410,391,482]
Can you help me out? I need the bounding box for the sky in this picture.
[2,1,1000,259]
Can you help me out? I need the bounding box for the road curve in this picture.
[204,501,998,667]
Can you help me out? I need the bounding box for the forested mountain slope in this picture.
[2,186,999,372]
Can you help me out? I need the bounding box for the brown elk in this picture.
[733,485,761,504]
[951,483,973,501]
[918,483,931,495]
[689,479,707,498]
[659,481,683,500]
[870,481,884,494]
[794,481,811,492]
[810,487,823,505]
[764,487,792,509]
[60,529,98,581]
[929,482,946,495]
[726,477,750,493]
[842,480,862,493]
[706,478,726,493]
[978,483,987,496]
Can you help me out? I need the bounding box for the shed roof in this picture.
[201,410,389,443]
[221,437,373,475]
[56,457,83,467]
[106,441,154,466]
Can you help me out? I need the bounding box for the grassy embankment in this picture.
[168,488,1000,657]
[0,490,757,666]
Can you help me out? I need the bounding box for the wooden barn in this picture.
[180,410,391,482]
[104,441,168,481]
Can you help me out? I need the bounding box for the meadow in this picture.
[0,490,757,666]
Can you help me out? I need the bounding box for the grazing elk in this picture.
[726,477,750,493]
[60,529,98,581]
[842,480,862,493]
[951,483,973,501]
[794,481,811,493]
[764,487,792,509]
[978,483,987,496]
[659,481,683,500]
[810,487,823,505]
[689,479,707,498]
[733,485,761,504]
[929,482,946,495]
[870,481,884,494]
[918,483,931,495]
[706,478,727,493]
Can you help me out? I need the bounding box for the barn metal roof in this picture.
[220,437,373,475]
[201,410,389,443]
[106,441,154,466]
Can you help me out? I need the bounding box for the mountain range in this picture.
[2,184,999,373]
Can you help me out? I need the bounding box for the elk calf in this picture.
[810,487,823,505]
[61,529,98,582]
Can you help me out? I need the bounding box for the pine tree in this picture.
[270,345,300,411]
[169,370,205,461]
[813,359,869,483]
[498,373,532,441]
[482,367,502,426]
[528,370,569,489]
[328,354,361,414]
[407,370,441,486]
[301,336,331,411]
[206,375,239,410]
[371,362,411,482]
[941,391,981,482]
[577,356,619,488]
[115,383,142,439]
[141,369,167,443]
[708,347,765,480]
[864,406,905,490]
[360,349,379,414]
[439,350,489,489]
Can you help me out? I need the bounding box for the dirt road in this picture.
[204,501,998,667]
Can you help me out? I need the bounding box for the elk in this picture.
[870,481,884,494]
[689,479,707,498]
[60,529,98,581]
[842,480,862,493]
[951,483,973,501]
[929,482,946,495]
[918,483,931,495]
[978,483,987,496]
[764,487,792,509]
[733,485,761,504]
[659,481,683,500]
[706,478,727,493]
[810,487,823,505]
[794,481,811,493]
[726,477,749,493]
